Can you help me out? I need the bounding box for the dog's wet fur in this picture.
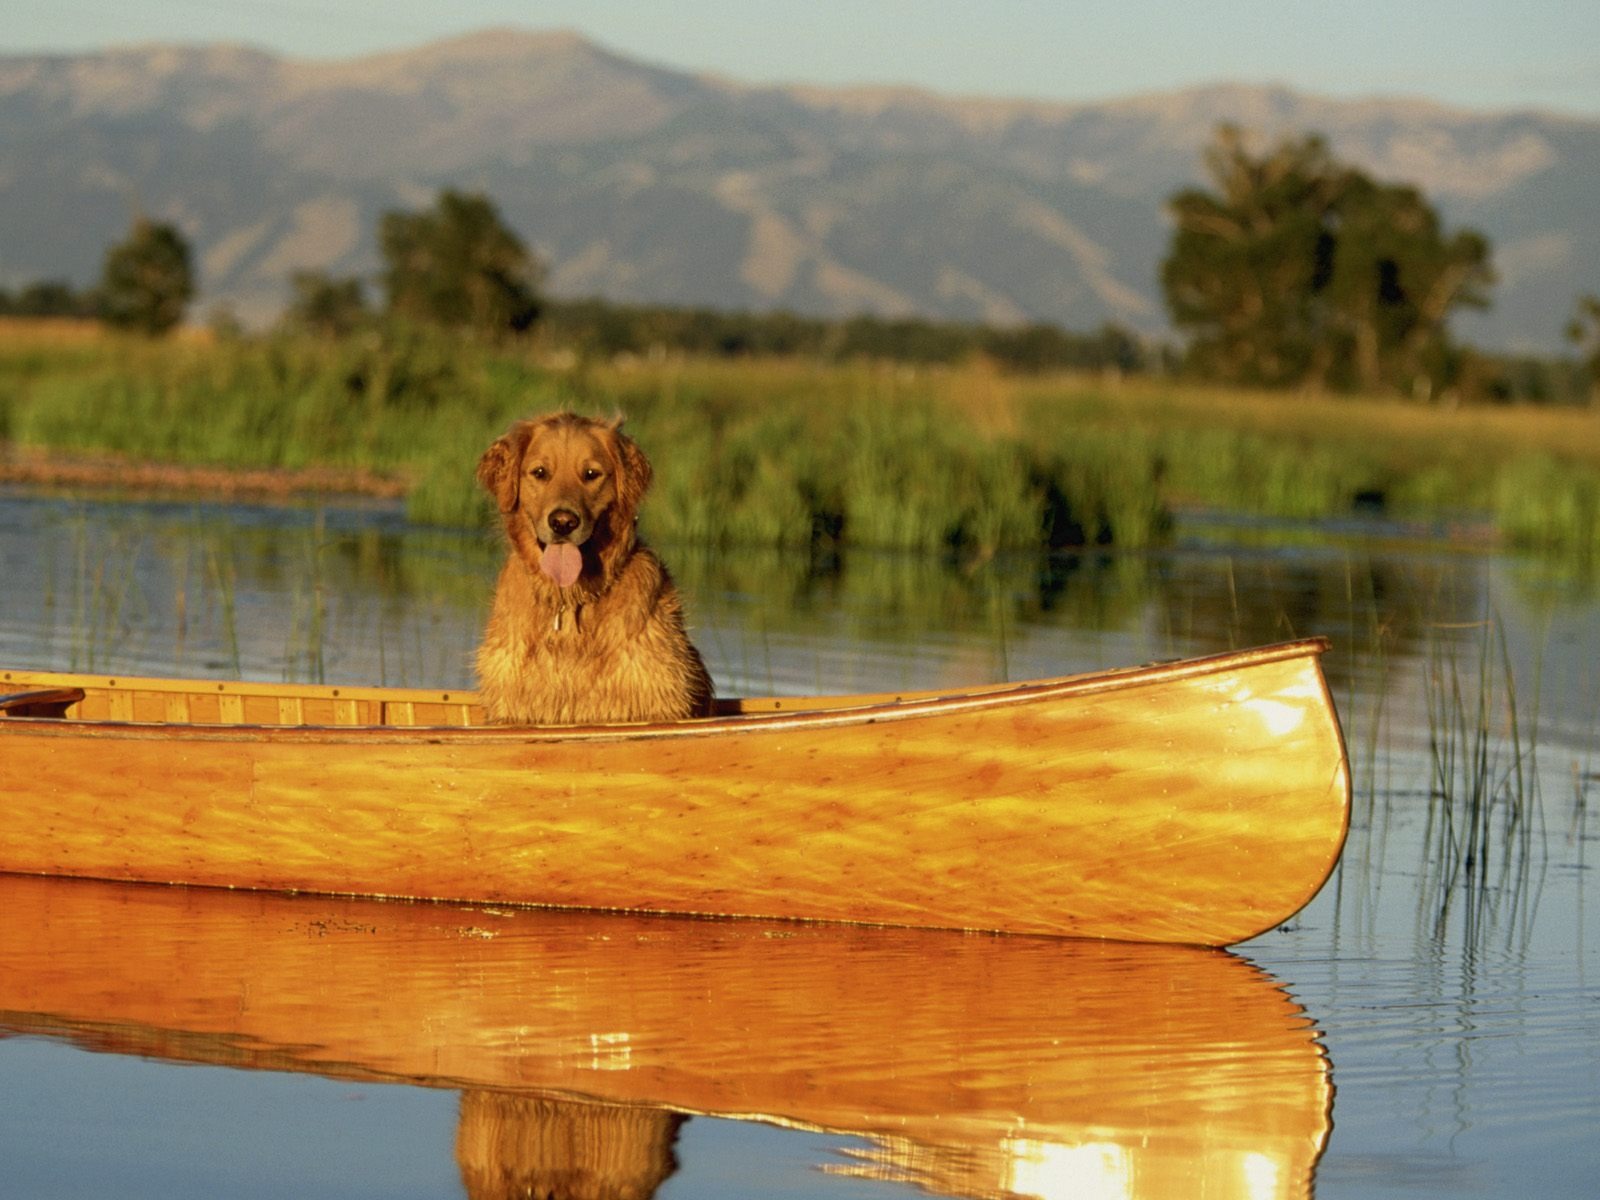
[474,412,713,725]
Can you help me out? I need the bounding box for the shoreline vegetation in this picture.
[2,318,1597,560]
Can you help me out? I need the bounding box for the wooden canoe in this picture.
[0,874,1334,1199]
[0,638,1350,946]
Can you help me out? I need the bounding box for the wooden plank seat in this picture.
[0,687,85,718]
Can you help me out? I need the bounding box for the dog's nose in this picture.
[546,508,581,538]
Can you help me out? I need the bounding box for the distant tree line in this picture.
[273,191,1161,374]
[8,161,1600,402]
[284,276,1159,374]
[0,279,102,319]
[1,216,194,335]
[532,300,1160,374]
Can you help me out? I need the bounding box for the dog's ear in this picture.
[477,424,529,514]
[609,423,653,521]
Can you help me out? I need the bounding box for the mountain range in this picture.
[2,28,1597,352]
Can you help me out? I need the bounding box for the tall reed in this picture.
[1419,619,1545,951]
[203,538,242,677]
[64,517,151,671]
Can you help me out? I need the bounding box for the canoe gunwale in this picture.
[0,637,1349,944]
[1,637,1332,745]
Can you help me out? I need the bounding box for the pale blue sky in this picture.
[7,0,1599,116]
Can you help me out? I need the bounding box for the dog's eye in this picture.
[529,466,548,481]
[582,467,604,482]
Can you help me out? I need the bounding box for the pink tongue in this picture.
[540,542,583,588]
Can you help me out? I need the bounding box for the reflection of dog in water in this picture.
[474,411,713,726]
[455,1091,686,1200]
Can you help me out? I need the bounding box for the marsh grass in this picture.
[284,511,330,684]
[1420,619,1546,950]
[1493,455,1600,558]
[1328,565,1401,944]
[6,325,1600,558]
[202,538,242,677]
[65,519,152,671]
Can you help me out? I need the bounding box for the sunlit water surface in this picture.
[0,488,1595,1199]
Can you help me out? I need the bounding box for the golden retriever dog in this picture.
[474,411,713,725]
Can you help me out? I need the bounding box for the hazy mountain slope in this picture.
[1,29,1594,350]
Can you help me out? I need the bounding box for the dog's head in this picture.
[477,412,652,588]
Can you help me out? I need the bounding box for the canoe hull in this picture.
[0,640,1350,945]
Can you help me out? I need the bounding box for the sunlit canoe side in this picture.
[0,875,1335,1200]
[0,638,1350,946]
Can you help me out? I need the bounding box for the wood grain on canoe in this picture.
[0,640,1350,945]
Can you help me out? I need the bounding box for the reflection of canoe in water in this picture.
[0,876,1333,1200]
[0,637,1349,946]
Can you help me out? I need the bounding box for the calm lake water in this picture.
[0,486,1596,1199]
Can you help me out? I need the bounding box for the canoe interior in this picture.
[0,669,990,728]
[0,639,1331,732]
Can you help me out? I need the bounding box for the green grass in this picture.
[1420,619,1545,949]
[5,323,1600,558]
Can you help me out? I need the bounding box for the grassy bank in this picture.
[2,321,1598,557]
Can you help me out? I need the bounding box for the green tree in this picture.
[2,279,96,318]
[1322,174,1492,395]
[1163,128,1343,387]
[1568,293,1600,405]
[285,270,370,337]
[99,218,195,336]
[379,190,540,334]
[1162,125,1493,394]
